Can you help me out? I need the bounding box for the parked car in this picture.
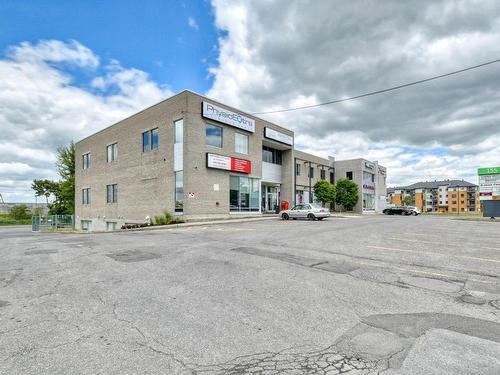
[280,203,330,220]
[382,206,412,215]
[403,206,421,215]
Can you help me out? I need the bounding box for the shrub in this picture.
[9,204,31,220]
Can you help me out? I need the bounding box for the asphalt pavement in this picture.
[1,215,500,374]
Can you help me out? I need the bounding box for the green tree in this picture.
[9,204,31,220]
[32,142,75,215]
[402,195,415,206]
[313,180,336,207]
[335,178,359,211]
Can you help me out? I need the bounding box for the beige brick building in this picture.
[75,90,342,231]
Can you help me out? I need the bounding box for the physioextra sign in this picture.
[206,153,251,174]
[264,127,294,146]
[478,166,500,201]
[202,102,255,133]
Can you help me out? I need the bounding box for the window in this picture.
[262,146,282,165]
[142,128,158,152]
[452,201,457,204]
[82,153,91,169]
[346,171,353,180]
[330,172,334,184]
[230,176,260,211]
[81,220,92,231]
[206,124,222,147]
[142,131,150,152]
[320,169,326,180]
[106,184,118,203]
[175,171,183,212]
[82,188,91,205]
[451,194,457,198]
[106,222,117,231]
[235,133,248,154]
[296,163,301,176]
[308,166,314,178]
[151,128,158,150]
[174,119,183,144]
[107,143,117,162]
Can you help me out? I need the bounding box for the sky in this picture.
[1,0,500,202]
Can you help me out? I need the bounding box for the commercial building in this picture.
[387,180,479,213]
[334,159,387,214]
[76,90,350,231]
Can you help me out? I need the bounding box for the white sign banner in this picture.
[202,102,255,133]
[264,127,294,146]
[207,153,231,171]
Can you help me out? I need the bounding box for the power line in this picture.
[251,58,500,115]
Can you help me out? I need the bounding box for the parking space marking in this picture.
[389,237,500,252]
[367,245,500,264]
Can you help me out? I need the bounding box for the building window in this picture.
[142,131,150,152]
[106,222,117,231]
[174,119,183,144]
[82,188,91,205]
[308,166,314,178]
[151,128,158,150]
[296,163,301,176]
[320,169,326,180]
[330,172,334,184]
[230,176,260,211]
[206,124,222,148]
[235,133,249,154]
[82,153,91,169]
[106,184,118,203]
[81,220,92,231]
[175,171,183,212]
[262,146,282,165]
[142,128,158,152]
[346,171,353,180]
[451,194,456,198]
[107,143,118,162]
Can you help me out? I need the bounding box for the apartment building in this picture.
[334,158,387,214]
[75,90,346,231]
[387,180,479,213]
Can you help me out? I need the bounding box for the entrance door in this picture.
[262,185,280,212]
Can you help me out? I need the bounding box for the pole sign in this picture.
[264,127,294,146]
[202,102,255,133]
[478,166,500,201]
[207,153,251,174]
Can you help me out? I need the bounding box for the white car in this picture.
[280,203,330,221]
[404,206,421,215]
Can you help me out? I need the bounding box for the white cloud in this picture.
[0,39,172,202]
[188,17,199,30]
[208,0,500,187]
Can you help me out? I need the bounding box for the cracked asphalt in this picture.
[1,215,500,374]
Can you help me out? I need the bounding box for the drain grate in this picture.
[106,250,161,263]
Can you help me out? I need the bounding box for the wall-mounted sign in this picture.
[364,162,375,170]
[202,102,255,133]
[206,153,251,174]
[478,166,500,175]
[363,184,375,190]
[264,127,294,146]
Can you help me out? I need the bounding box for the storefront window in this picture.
[230,176,260,211]
[175,171,183,212]
[363,193,375,210]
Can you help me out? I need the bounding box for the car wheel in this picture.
[317,217,324,221]
[307,213,315,221]
[282,213,289,220]
[292,218,297,220]
[412,212,418,216]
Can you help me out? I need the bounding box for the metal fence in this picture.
[32,215,74,232]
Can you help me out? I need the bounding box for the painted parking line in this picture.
[367,245,500,264]
[389,237,500,252]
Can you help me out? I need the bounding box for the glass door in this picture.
[266,186,280,212]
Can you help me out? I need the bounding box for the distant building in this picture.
[334,159,387,214]
[387,180,479,213]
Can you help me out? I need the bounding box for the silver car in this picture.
[280,203,330,221]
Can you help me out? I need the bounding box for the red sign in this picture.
[231,157,251,173]
[207,153,251,174]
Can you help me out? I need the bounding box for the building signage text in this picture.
[264,127,294,146]
[206,153,251,174]
[202,102,255,133]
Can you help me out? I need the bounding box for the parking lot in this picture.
[1,215,500,374]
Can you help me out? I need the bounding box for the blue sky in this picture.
[0,0,220,93]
